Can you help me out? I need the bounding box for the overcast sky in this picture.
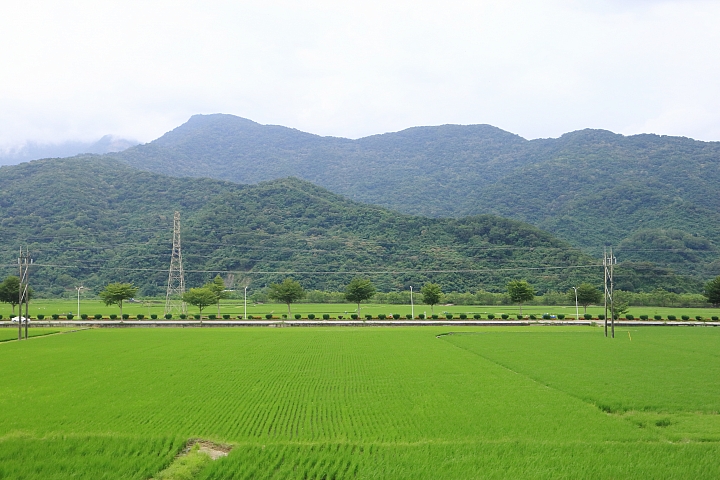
[1,0,719,149]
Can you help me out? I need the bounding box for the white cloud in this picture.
[1,0,719,147]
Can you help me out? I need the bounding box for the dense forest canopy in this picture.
[107,114,720,282]
[0,157,633,297]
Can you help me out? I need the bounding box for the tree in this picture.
[421,283,442,313]
[507,280,534,315]
[569,283,603,313]
[0,276,33,315]
[268,278,305,316]
[704,276,720,306]
[98,283,138,318]
[205,275,229,316]
[344,277,376,313]
[182,287,219,315]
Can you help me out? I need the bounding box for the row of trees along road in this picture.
[3,275,720,317]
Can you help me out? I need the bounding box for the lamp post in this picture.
[572,286,579,321]
[244,286,248,320]
[76,285,85,318]
[410,286,414,319]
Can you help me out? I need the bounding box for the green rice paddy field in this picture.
[1,326,719,479]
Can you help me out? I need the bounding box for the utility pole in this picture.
[603,247,616,338]
[165,211,187,315]
[18,247,31,340]
[76,285,85,318]
[410,286,414,319]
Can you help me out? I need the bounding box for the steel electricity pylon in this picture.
[164,211,187,315]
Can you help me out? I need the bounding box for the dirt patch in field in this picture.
[187,439,232,460]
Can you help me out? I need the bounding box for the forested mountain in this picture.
[0,157,615,297]
[107,114,720,281]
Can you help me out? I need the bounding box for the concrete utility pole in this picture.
[165,211,187,315]
[603,247,616,338]
[76,285,85,318]
[410,286,414,319]
[18,247,31,340]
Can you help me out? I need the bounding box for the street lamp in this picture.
[244,286,248,320]
[410,286,414,319]
[572,286,579,321]
[76,285,85,318]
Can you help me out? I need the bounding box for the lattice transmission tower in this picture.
[165,211,187,315]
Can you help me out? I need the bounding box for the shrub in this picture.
[712,316,719,321]
[406,314,413,319]
[431,314,439,319]
[222,314,230,319]
[248,315,254,320]
[667,315,676,320]
[323,314,330,320]
[66,314,74,320]
[194,314,201,320]
[282,314,287,319]
[351,314,358,320]
[122,314,130,320]
[79,314,87,320]
[179,314,187,320]
[626,314,634,320]
[95,314,102,320]
[654,315,662,320]
[474,314,481,319]
[487,314,495,320]
[391,314,400,320]
[378,314,386,320]
[136,314,144,320]
[295,314,302,319]
[681,315,690,321]
[109,314,117,320]
[584,313,592,320]
[597,314,605,320]
[419,314,426,319]
[542,314,551,320]
[446,314,453,319]
[365,314,372,320]
[529,314,536,320]
[37,314,45,320]
[208,314,216,320]
[640,315,648,321]
[338,315,343,319]
[0,315,3,320]
[696,315,704,321]
[52,314,60,320]
[516,314,523,320]
[237,315,243,320]
[165,313,173,319]
[501,314,509,319]
[459,313,467,319]
[557,314,565,320]
[151,314,158,319]
[308,314,316,320]
[266,314,273,320]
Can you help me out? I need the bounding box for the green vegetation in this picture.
[182,287,218,314]
[0,275,33,315]
[0,157,599,297]
[344,277,376,313]
[107,114,720,286]
[420,283,442,313]
[506,279,534,314]
[571,282,604,313]
[267,278,305,316]
[1,327,719,478]
[98,282,138,318]
[704,276,720,306]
